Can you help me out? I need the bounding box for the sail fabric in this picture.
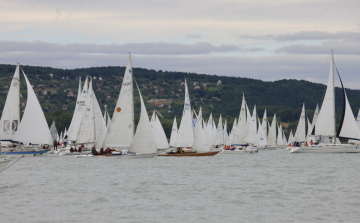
[276,124,284,145]
[206,113,213,140]
[49,121,58,142]
[256,118,268,147]
[267,114,277,146]
[76,78,95,144]
[174,79,194,147]
[92,90,105,140]
[288,130,294,144]
[67,77,88,141]
[211,120,217,145]
[95,112,107,149]
[227,118,237,145]
[213,115,224,145]
[13,71,52,145]
[105,55,134,147]
[313,57,336,137]
[282,131,288,145]
[152,114,169,149]
[306,117,316,144]
[312,104,319,126]
[0,64,20,141]
[129,86,157,155]
[169,117,178,147]
[337,88,360,140]
[232,94,247,144]
[262,109,268,137]
[223,119,229,145]
[294,103,306,141]
[192,107,210,152]
[243,105,257,145]
[59,131,63,144]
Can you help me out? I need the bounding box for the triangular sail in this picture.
[276,124,284,145]
[153,114,169,149]
[257,118,268,147]
[267,114,277,146]
[67,77,88,141]
[13,70,52,145]
[312,54,336,137]
[213,115,224,145]
[192,107,210,152]
[294,103,306,141]
[76,78,95,144]
[169,117,178,147]
[129,85,157,155]
[306,117,316,144]
[232,94,247,144]
[0,64,20,141]
[288,130,294,144]
[105,54,134,147]
[282,131,288,145]
[174,79,194,147]
[227,118,237,145]
[262,109,268,137]
[243,105,257,144]
[49,121,58,142]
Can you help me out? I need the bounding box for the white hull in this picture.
[221,149,246,154]
[0,158,11,172]
[120,153,158,159]
[290,144,360,153]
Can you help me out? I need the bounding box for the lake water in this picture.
[1,150,360,223]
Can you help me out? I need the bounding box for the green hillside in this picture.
[0,64,359,138]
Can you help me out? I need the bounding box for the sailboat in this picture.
[3,67,53,156]
[159,107,219,156]
[213,115,224,146]
[169,117,178,147]
[231,94,247,145]
[291,51,360,153]
[294,103,306,142]
[104,54,134,148]
[150,111,169,150]
[267,113,277,149]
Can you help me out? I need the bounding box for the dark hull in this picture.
[158,151,220,157]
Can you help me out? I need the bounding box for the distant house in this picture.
[97,88,101,91]
[67,91,74,97]
[62,104,68,110]
[105,93,111,99]
[154,89,158,93]
[98,77,102,81]
[217,80,222,85]
[178,88,182,92]
[3,84,8,88]
[153,85,159,89]
[116,76,122,79]
[180,82,185,86]
[93,76,97,80]
[194,86,201,90]
[203,83,209,87]
[49,73,54,78]
[155,103,164,108]
[114,84,121,89]
[38,84,45,88]
[20,102,26,107]
[211,97,220,101]
[194,82,199,86]
[43,91,48,96]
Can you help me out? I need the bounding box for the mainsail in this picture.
[193,107,210,152]
[105,54,134,147]
[267,113,277,146]
[232,94,247,144]
[174,79,194,147]
[213,115,224,145]
[0,64,20,141]
[169,117,178,147]
[294,103,306,141]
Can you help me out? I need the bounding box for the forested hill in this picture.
[0,63,359,137]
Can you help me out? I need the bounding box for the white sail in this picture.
[0,64,20,141]
[223,119,229,145]
[95,111,107,149]
[59,131,63,144]
[312,104,319,126]
[67,77,88,141]
[349,109,360,144]
[93,89,104,140]
[312,54,336,137]
[129,86,157,155]
[337,88,360,140]
[192,107,210,152]
[169,117,178,147]
[105,54,134,147]
[153,114,169,149]
[294,103,306,141]
[49,121,58,142]
[213,115,224,145]
[267,114,277,146]
[283,131,288,145]
[256,118,268,147]
[76,78,95,144]
[227,118,237,145]
[212,119,217,145]
[13,70,52,145]
[262,109,268,137]
[306,117,316,144]
[243,105,257,145]
[207,113,213,139]
[276,124,284,145]
[232,94,247,144]
[174,79,194,147]
[288,130,294,144]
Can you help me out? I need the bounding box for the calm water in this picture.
[1,150,360,223]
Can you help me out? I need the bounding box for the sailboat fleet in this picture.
[0,50,359,165]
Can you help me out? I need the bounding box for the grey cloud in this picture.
[240,31,360,42]
[0,41,240,55]
[276,40,360,55]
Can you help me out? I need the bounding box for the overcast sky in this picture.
[1,0,360,88]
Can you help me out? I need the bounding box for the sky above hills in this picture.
[1,0,360,88]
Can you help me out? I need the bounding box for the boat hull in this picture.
[290,145,360,153]
[158,151,220,157]
[1,150,48,157]
[0,159,11,172]
[221,149,246,154]
[120,153,158,159]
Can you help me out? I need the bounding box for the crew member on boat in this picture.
[91,147,98,155]
[99,148,104,155]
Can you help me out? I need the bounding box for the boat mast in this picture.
[331,50,336,143]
